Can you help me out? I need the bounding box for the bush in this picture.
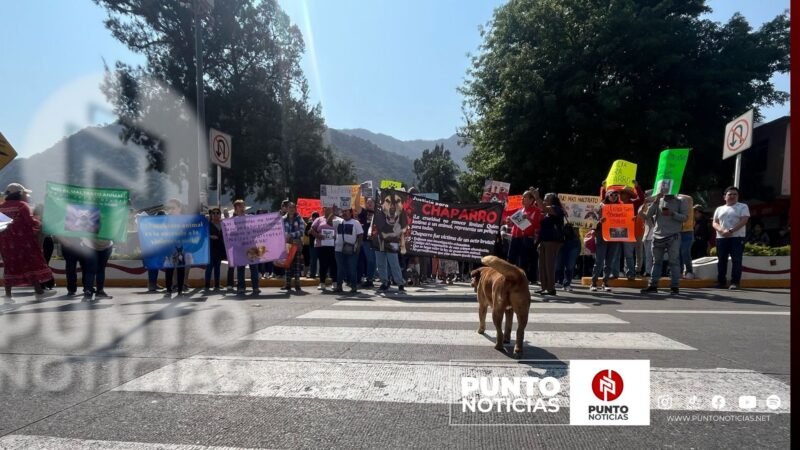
[710,243,790,257]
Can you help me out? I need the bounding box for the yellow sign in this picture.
[604,160,637,189]
[380,179,403,190]
[0,132,18,171]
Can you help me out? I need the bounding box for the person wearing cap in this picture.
[0,183,57,301]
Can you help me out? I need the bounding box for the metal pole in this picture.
[217,165,222,207]
[734,153,742,188]
[193,0,207,213]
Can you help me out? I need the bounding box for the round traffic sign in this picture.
[725,118,750,153]
[212,134,230,164]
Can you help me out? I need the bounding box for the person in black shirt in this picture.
[537,193,565,298]
[691,205,711,259]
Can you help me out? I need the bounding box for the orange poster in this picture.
[296,198,321,218]
[601,203,635,242]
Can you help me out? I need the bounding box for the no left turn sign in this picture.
[722,110,753,160]
[209,128,232,169]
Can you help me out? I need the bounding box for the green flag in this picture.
[43,182,130,242]
[653,149,691,195]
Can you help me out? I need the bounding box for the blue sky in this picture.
[0,0,789,157]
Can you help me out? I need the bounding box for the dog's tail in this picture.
[481,255,526,283]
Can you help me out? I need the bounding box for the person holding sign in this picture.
[204,207,226,291]
[333,207,363,293]
[507,189,542,277]
[0,183,56,301]
[640,192,688,295]
[590,190,623,292]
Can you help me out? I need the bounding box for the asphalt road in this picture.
[0,283,790,449]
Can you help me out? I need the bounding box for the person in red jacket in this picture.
[507,188,542,280]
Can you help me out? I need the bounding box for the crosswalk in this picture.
[113,296,788,414]
[1,293,790,448]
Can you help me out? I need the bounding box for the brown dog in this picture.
[470,255,531,358]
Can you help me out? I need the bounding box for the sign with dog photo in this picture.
[138,215,209,269]
[42,182,129,241]
[221,212,286,267]
[407,195,503,262]
[601,203,636,242]
[372,188,409,253]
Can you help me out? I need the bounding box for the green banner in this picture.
[653,148,691,195]
[43,182,129,242]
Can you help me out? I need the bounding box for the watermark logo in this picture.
[711,395,726,410]
[738,395,757,410]
[570,360,650,426]
[591,369,623,401]
[766,395,781,410]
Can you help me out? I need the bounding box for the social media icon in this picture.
[711,395,726,409]
[738,395,757,409]
[658,395,672,409]
[688,395,698,406]
[766,395,781,410]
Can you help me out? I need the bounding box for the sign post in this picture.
[209,128,232,207]
[723,109,754,187]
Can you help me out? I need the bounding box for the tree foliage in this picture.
[96,0,355,204]
[459,0,789,196]
[412,144,460,202]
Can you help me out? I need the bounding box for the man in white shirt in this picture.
[712,186,750,290]
[333,208,364,293]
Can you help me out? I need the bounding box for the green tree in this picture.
[96,0,354,203]
[413,144,460,202]
[459,0,789,196]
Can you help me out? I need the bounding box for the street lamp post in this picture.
[189,0,213,213]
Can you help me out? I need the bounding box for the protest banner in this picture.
[407,196,503,262]
[296,198,321,218]
[372,189,409,253]
[653,148,691,195]
[43,182,129,241]
[320,184,360,210]
[604,160,637,190]
[380,179,403,190]
[481,179,510,204]
[221,212,286,267]
[558,193,602,229]
[417,193,439,201]
[138,215,209,269]
[601,203,636,242]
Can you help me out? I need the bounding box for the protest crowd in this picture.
[0,149,785,302]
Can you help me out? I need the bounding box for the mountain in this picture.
[325,129,415,186]
[335,128,472,169]
[0,124,184,210]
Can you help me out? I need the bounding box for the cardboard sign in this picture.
[380,179,403,190]
[481,179,510,204]
[601,203,636,242]
[296,198,321,218]
[558,193,602,229]
[653,148,691,195]
[320,184,359,210]
[0,132,18,171]
[605,160,637,190]
[509,208,531,231]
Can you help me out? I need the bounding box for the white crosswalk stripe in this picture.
[297,310,628,324]
[242,326,695,350]
[0,435,253,450]
[332,300,589,309]
[112,356,790,414]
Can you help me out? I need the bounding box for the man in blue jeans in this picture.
[641,192,688,295]
[712,187,750,290]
